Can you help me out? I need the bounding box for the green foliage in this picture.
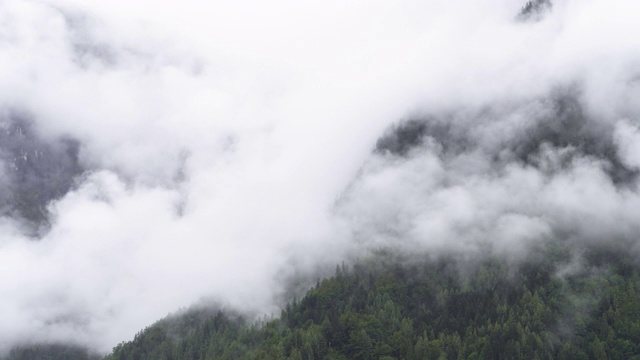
[103,247,640,360]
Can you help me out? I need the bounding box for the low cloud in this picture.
[1,0,640,354]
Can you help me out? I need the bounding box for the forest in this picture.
[40,241,635,360]
[4,241,640,359]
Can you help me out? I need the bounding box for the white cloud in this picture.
[1,0,640,354]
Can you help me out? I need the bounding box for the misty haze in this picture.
[1,0,640,359]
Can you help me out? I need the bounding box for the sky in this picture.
[1,0,640,354]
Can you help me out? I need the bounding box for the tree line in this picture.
[101,243,640,360]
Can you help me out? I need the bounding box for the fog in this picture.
[1,0,640,354]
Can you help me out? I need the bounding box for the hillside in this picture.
[103,244,640,360]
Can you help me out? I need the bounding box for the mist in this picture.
[1,0,640,354]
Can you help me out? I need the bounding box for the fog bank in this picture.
[1,0,640,354]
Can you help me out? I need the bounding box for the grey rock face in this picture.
[0,114,83,235]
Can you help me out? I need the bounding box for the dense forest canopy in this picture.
[94,241,640,360]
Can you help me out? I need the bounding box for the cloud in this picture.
[338,90,640,255]
[1,0,640,355]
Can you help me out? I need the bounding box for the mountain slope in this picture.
[103,244,640,360]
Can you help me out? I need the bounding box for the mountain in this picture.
[6,0,640,358]
[101,243,640,360]
[0,114,83,236]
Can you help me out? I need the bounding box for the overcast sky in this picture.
[1,0,640,354]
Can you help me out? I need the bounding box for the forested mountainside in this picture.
[102,243,640,360]
[6,0,640,359]
[1,343,100,360]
